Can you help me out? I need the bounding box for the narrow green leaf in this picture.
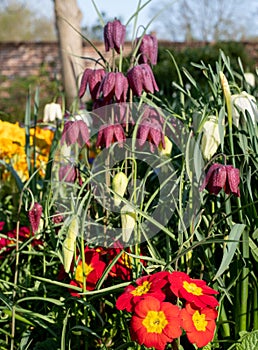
[214,224,245,280]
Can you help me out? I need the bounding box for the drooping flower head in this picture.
[136,34,158,65]
[127,64,159,96]
[96,124,125,148]
[181,302,218,348]
[130,296,182,350]
[169,271,219,309]
[79,68,106,100]
[43,102,62,123]
[137,116,165,153]
[116,272,169,312]
[61,120,90,148]
[104,19,126,53]
[97,72,128,103]
[200,163,240,197]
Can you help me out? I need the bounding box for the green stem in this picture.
[222,71,249,334]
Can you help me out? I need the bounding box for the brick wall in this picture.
[1,40,258,82]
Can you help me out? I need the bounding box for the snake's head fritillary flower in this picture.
[97,72,128,103]
[43,102,62,123]
[96,124,125,148]
[181,302,218,348]
[137,34,158,65]
[28,202,43,233]
[231,91,258,128]
[200,163,240,197]
[169,271,219,309]
[61,120,90,148]
[137,117,165,153]
[201,116,223,160]
[104,19,126,54]
[116,272,169,312]
[79,68,106,100]
[127,64,159,96]
[130,296,182,350]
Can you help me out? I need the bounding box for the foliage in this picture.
[0,3,258,350]
[153,41,256,100]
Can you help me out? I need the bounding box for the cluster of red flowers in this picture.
[116,271,219,350]
[0,221,42,258]
[62,244,138,296]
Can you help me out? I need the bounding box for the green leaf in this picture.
[214,224,245,280]
[237,330,258,350]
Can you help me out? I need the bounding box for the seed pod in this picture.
[63,217,79,273]
[112,172,128,206]
[121,204,136,243]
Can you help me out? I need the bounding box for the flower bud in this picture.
[28,202,43,233]
[63,217,79,273]
[121,204,136,243]
[43,103,62,123]
[104,19,126,54]
[201,116,222,160]
[112,172,129,206]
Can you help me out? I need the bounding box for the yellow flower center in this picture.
[183,281,203,295]
[142,310,168,334]
[121,252,132,269]
[192,310,208,331]
[131,281,151,296]
[75,262,94,284]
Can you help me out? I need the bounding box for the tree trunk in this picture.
[54,0,83,108]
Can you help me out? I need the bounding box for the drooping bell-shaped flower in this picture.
[200,163,240,197]
[231,91,258,128]
[61,120,90,148]
[201,116,223,160]
[28,202,43,233]
[104,19,126,54]
[79,68,106,100]
[97,72,128,103]
[127,64,159,96]
[96,124,126,148]
[137,116,165,153]
[136,34,158,65]
[112,172,129,207]
[43,102,62,123]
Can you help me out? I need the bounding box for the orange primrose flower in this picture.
[169,271,219,309]
[181,302,218,348]
[130,296,182,350]
[116,271,169,312]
